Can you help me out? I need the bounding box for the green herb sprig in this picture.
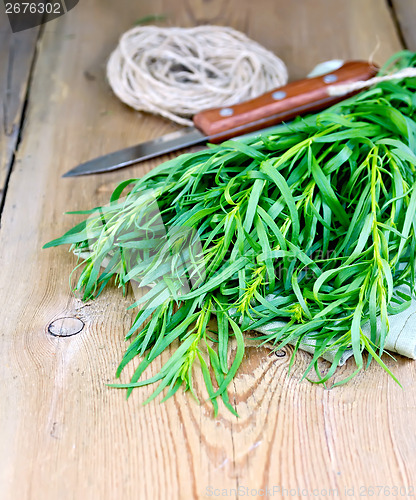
[45,51,416,415]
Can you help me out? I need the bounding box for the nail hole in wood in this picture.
[48,317,84,337]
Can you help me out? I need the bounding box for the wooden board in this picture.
[391,0,416,51]
[0,9,39,209]
[0,1,414,499]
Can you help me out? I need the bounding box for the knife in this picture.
[63,61,377,177]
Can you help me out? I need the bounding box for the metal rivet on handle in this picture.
[323,74,338,84]
[219,107,234,117]
[272,90,287,100]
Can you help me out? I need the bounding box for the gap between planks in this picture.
[0,14,42,222]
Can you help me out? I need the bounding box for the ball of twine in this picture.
[107,25,288,126]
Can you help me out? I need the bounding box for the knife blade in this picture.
[63,60,377,177]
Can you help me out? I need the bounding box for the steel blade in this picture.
[63,108,317,177]
[63,126,206,177]
[64,96,343,177]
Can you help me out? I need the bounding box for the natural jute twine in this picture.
[106,25,288,125]
[328,67,416,96]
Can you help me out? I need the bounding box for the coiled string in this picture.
[107,25,288,125]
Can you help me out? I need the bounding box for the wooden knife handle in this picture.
[192,61,378,142]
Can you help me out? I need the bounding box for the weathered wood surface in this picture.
[392,0,416,51]
[0,9,39,209]
[0,1,415,499]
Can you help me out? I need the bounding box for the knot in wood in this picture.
[275,349,286,358]
[48,317,84,337]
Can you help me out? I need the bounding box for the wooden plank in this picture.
[391,0,416,51]
[0,1,411,499]
[0,9,39,210]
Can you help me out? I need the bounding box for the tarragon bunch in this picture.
[45,52,416,415]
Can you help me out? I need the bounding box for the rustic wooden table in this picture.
[1,1,416,499]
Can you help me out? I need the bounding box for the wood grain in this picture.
[0,9,39,210]
[391,0,416,51]
[0,1,413,499]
